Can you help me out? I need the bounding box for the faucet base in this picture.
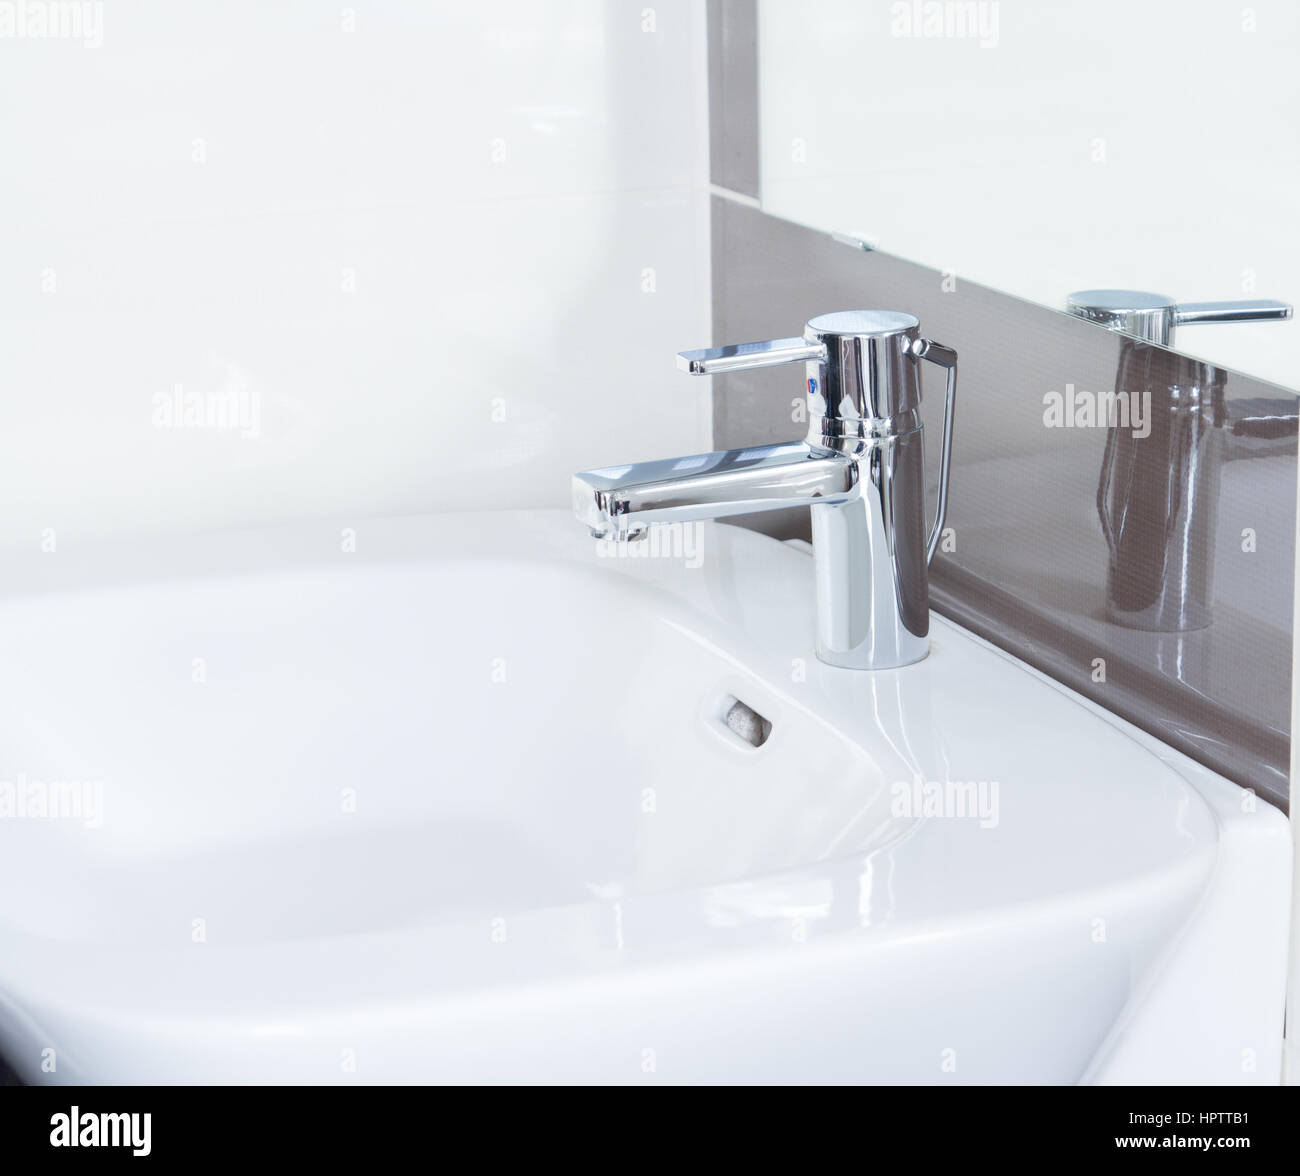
[814,644,930,671]
[816,636,930,665]
[808,468,931,671]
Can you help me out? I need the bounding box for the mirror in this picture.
[757,0,1298,389]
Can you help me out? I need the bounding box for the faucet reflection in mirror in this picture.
[1067,289,1294,632]
[573,311,957,670]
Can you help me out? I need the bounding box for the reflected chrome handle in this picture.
[912,338,957,565]
[1174,300,1294,327]
[677,336,826,374]
[1067,289,1293,347]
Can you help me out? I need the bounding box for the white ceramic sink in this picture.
[0,511,1289,1084]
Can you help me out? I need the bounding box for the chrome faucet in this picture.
[573,311,957,669]
[1067,288,1294,631]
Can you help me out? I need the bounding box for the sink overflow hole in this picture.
[721,696,772,748]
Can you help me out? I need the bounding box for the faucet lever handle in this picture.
[1067,289,1293,347]
[1174,300,1294,327]
[676,336,826,375]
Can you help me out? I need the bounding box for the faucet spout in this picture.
[573,441,858,538]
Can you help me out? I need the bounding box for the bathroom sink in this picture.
[0,511,1288,1084]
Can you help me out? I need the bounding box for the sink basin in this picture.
[0,510,1289,1084]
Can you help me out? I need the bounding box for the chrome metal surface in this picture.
[1071,288,1294,632]
[1097,346,1225,632]
[1067,289,1293,348]
[677,336,825,374]
[573,311,958,669]
[1176,301,1294,330]
[572,442,858,537]
[913,337,958,563]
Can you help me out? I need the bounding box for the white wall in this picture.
[759,0,1300,390]
[0,1,712,551]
